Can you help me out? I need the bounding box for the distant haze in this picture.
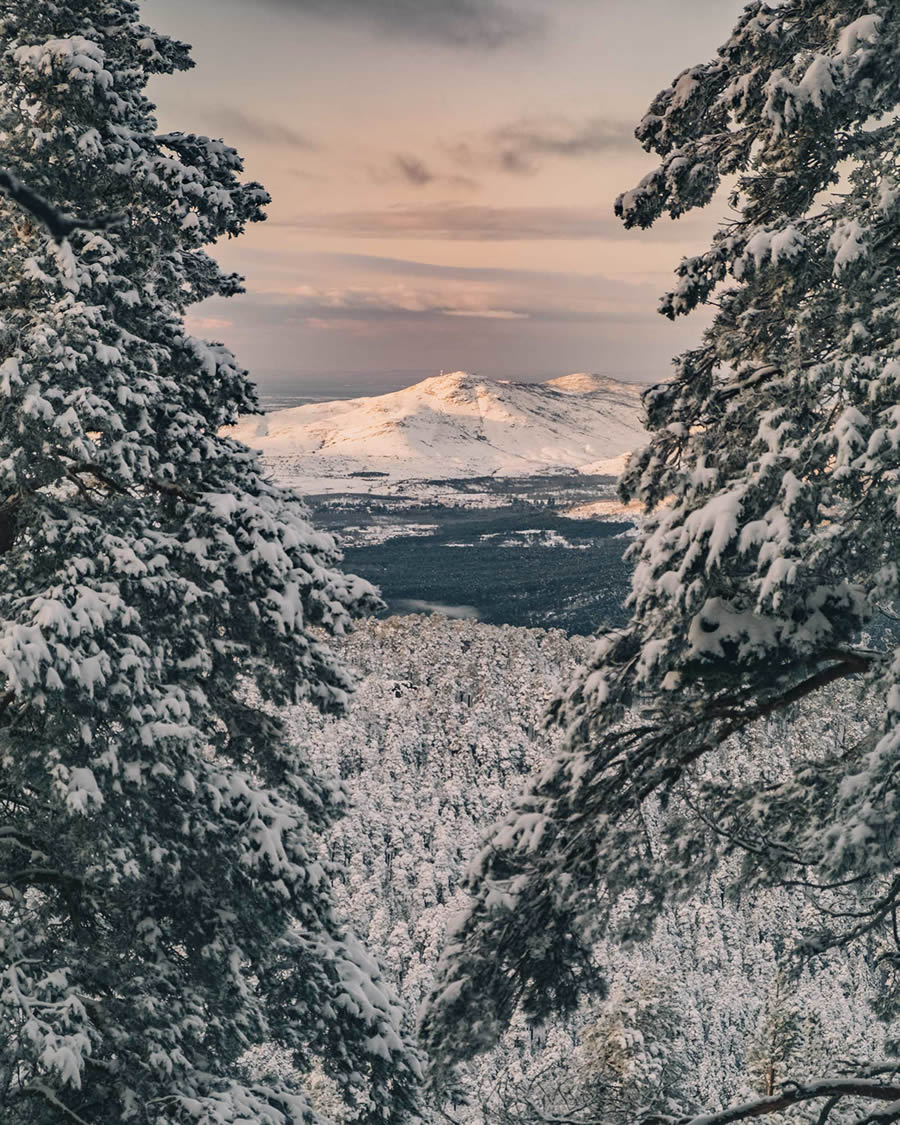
[254,367,663,410]
[144,0,745,399]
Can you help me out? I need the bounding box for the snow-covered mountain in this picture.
[545,372,644,396]
[224,371,647,485]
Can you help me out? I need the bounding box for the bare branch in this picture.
[525,1101,603,1125]
[0,867,83,892]
[63,461,130,497]
[55,454,201,504]
[814,1094,841,1125]
[860,1105,900,1125]
[653,1079,900,1125]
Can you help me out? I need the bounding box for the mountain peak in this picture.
[412,371,486,399]
[546,372,644,395]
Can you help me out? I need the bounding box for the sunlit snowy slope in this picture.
[224,371,646,486]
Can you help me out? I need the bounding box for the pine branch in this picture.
[24,1083,94,1125]
[0,494,19,555]
[710,649,877,734]
[0,867,83,891]
[59,457,200,504]
[0,167,121,240]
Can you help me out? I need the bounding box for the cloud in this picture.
[232,246,675,287]
[185,314,234,335]
[279,204,604,241]
[233,257,667,335]
[276,203,705,242]
[443,309,528,320]
[368,154,479,191]
[308,251,559,280]
[258,0,543,48]
[362,116,635,198]
[252,282,533,322]
[196,255,714,380]
[202,108,319,151]
[392,155,434,186]
[288,168,330,182]
[448,115,636,175]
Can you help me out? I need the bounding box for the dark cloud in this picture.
[259,0,542,49]
[392,155,434,186]
[449,115,636,176]
[276,203,706,242]
[296,299,530,323]
[368,154,479,191]
[220,247,671,299]
[299,251,612,282]
[496,115,636,161]
[203,108,319,151]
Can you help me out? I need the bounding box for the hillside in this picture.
[545,371,644,396]
[223,371,647,487]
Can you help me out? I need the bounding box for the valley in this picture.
[227,372,648,632]
[309,486,635,633]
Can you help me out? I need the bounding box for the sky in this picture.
[143,0,747,397]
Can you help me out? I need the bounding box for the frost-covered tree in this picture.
[0,3,419,1122]
[423,4,900,1121]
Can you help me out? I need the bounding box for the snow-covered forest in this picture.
[292,618,888,1125]
[6,2,900,1125]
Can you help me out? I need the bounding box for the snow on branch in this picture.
[646,1077,900,1125]
[0,167,121,240]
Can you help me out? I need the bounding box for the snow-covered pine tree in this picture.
[746,972,805,1099]
[423,3,900,1119]
[0,3,419,1122]
[577,974,692,1123]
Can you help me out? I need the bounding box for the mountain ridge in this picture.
[224,371,648,485]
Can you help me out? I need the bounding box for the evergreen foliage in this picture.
[422,4,900,1119]
[0,2,419,1121]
